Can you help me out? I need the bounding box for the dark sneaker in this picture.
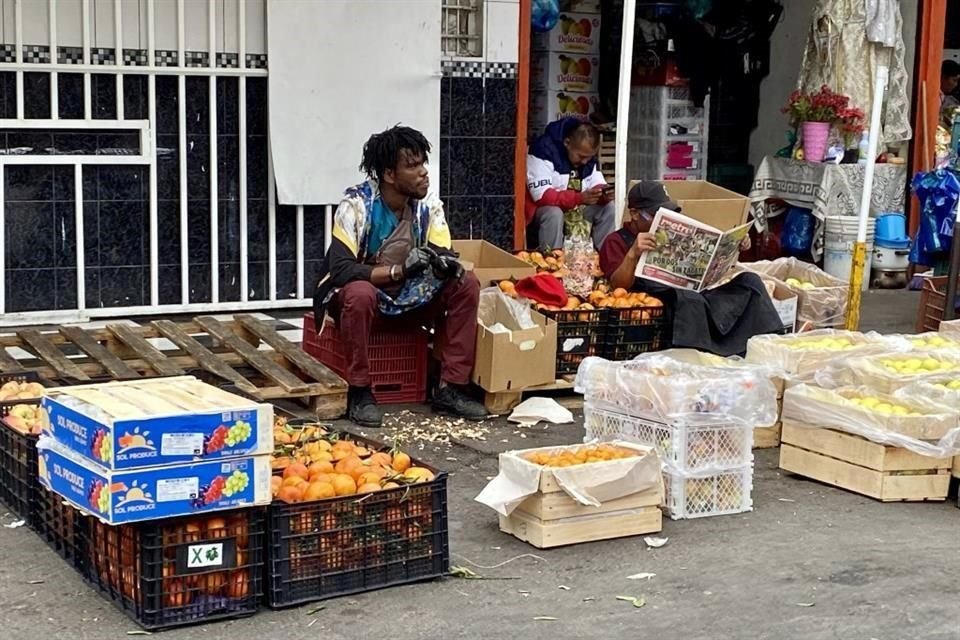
[348,386,384,428]
[433,384,488,421]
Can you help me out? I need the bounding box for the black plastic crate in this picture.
[265,471,449,608]
[0,401,41,523]
[35,484,87,570]
[540,308,607,376]
[84,509,265,630]
[602,306,671,361]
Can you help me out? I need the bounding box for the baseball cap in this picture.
[627,181,680,212]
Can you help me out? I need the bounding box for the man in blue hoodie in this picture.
[525,118,615,251]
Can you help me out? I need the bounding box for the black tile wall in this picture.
[0,72,16,118]
[123,74,148,120]
[58,73,84,119]
[440,67,518,251]
[23,72,50,119]
[92,73,117,119]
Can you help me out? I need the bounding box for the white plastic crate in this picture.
[663,467,753,520]
[626,86,709,181]
[584,405,753,473]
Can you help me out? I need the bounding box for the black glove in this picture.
[431,252,464,280]
[403,246,436,278]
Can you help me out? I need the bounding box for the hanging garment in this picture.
[796,0,912,143]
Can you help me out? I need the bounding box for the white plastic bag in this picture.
[746,329,907,379]
[478,287,537,330]
[741,257,847,328]
[816,351,960,393]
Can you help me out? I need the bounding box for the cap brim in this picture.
[663,200,680,212]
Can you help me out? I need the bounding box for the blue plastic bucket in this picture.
[875,213,908,245]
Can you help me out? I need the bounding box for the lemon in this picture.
[861,397,880,408]
[922,358,941,370]
[891,406,908,415]
[948,380,960,390]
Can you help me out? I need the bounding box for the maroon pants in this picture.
[330,272,481,388]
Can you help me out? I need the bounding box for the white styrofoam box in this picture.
[560,0,601,13]
[486,0,520,63]
[532,12,601,53]
[531,50,600,92]
[529,90,600,132]
[663,467,753,520]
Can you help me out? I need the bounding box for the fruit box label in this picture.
[531,52,600,93]
[41,395,272,470]
[37,441,271,525]
[532,12,601,54]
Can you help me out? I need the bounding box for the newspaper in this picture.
[634,208,753,291]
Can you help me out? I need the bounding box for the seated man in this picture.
[599,181,784,357]
[526,118,615,251]
[313,125,487,427]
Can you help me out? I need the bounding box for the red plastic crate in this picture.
[301,313,428,404]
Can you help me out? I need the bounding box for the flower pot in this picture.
[801,121,831,163]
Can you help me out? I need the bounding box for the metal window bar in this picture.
[441,0,482,58]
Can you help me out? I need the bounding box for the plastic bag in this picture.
[740,257,848,328]
[815,350,960,393]
[882,331,960,351]
[531,0,560,32]
[574,354,779,427]
[562,235,595,298]
[896,379,960,409]
[781,207,816,257]
[781,384,960,458]
[478,288,537,331]
[909,170,959,267]
[746,330,907,379]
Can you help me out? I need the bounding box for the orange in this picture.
[382,481,400,490]
[277,485,303,504]
[309,460,335,476]
[498,280,516,295]
[353,446,372,458]
[516,250,530,262]
[282,462,309,481]
[368,452,392,468]
[357,482,381,495]
[270,476,283,496]
[303,481,336,501]
[335,455,362,476]
[356,471,383,487]
[392,452,412,473]
[282,475,307,489]
[331,474,357,496]
[316,439,333,452]
[612,287,628,299]
[403,467,435,483]
[309,472,335,485]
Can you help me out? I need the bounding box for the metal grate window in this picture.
[441,0,483,58]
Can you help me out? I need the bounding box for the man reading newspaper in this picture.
[598,181,783,356]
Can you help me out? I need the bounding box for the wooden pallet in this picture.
[0,314,347,418]
[484,377,578,415]
[753,422,782,449]
[779,422,952,502]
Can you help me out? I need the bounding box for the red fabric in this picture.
[598,230,629,280]
[330,273,481,387]
[524,187,584,223]
[515,273,569,307]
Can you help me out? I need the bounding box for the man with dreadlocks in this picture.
[313,125,487,427]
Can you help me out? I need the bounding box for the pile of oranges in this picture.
[271,421,434,504]
[522,443,640,467]
[514,249,604,279]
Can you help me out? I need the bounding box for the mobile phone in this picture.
[601,185,615,194]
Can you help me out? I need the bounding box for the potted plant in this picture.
[837,107,866,164]
[782,85,851,163]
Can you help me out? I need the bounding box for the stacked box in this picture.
[626,86,709,181]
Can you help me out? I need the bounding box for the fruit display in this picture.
[878,356,956,375]
[41,377,272,470]
[844,395,922,416]
[0,379,46,402]
[520,443,639,467]
[784,277,816,290]
[745,330,897,378]
[3,403,43,435]
[87,510,261,628]
[741,257,848,328]
[663,469,751,519]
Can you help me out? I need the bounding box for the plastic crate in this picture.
[663,467,753,520]
[265,473,449,608]
[915,276,955,333]
[35,485,87,570]
[602,306,671,360]
[583,405,753,472]
[540,308,607,376]
[0,401,41,524]
[0,371,47,407]
[302,312,428,404]
[84,509,264,630]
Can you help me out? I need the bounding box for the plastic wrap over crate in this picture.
[746,329,907,379]
[574,354,779,428]
[815,351,960,393]
[895,380,960,411]
[781,384,960,458]
[740,257,847,327]
[882,331,960,351]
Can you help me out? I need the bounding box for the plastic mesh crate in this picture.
[0,400,41,524]
[663,467,753,519]
[35,485,87,570]
[84,509,264,630]
[583,405,753,472]
[302,312,428,404]
[601,307,670,360]
[540,308,607,376]
[265,473,449,608]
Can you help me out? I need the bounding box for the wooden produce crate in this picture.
[779,422,952,502]
[493,443,663,549]
[753,422,782,449]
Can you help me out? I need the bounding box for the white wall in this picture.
[485,0,519,63]
[750,0,918,168]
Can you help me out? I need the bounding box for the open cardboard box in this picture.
[473,294,558,393]
[628,180,750,231]
[453,240,536,286]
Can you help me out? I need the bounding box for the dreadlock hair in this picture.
[565,121,600,148]
[359,125,432,182]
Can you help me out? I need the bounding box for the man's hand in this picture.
[740,236,752,252]
[403,247,436,278]
[431,252,465,280]
[627,232,658,259]
[579,187,603,206]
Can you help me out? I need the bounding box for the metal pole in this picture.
[614,0,637,227]
[845,64,888,330]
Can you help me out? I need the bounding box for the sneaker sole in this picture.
[432,405,489,422]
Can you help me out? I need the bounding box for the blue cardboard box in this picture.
[37,438,271,525]
[40,376,273,471]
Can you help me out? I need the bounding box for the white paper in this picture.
[156,477,200,503]
[508,398,574,426]
[160,433,204,456]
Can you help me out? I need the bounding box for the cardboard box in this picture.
[532,12,601,53]
[473,296,558,392]
[769,281,799,333]
[453,240,535,285]
[41,377,273,471]
[38,439,271,524]
[629,180,750,231]
[529,90,600,132]
[531,50,600,92]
